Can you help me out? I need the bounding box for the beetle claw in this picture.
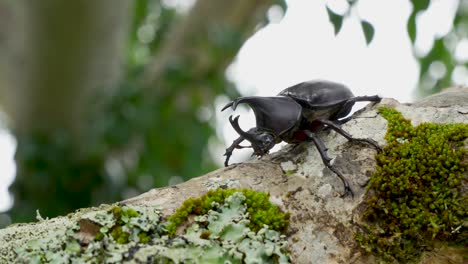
[368,139,382,152]
[223,136,246,166]
[341,185,355,198]
[354,138,382,153]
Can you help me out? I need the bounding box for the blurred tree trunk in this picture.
[3,0,131,222]
[7,0,129,143]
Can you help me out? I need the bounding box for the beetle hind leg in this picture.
[304,131,354,198]
[334,95,382,120]
[320,119,382,152]
[349,95,381,103]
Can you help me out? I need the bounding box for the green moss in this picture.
[95,231,104,241]
[86,205,157,245]
[137,232,150,243]
[356,107,468,262]
[166,188,290,235]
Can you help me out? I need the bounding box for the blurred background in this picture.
[0,0,467,227]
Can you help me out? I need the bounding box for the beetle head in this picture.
[222,96,302,137]
[229,115,276,156]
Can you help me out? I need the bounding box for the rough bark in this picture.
[1,88,466,263]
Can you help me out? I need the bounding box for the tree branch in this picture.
[2,88,466,263]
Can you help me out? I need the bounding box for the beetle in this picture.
[221,80,382,197]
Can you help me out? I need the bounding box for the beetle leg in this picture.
[223,136,246,166]
[335,116,352,125]
[304,131,354,198]
[349,95,381,103]
[319,119,382,152]
[321,119,350,133]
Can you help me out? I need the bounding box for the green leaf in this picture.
[361,20,375,45]
[326,6,344,35]
[407,0,430,44]
[407,13,417,43]
[411,0,430,12]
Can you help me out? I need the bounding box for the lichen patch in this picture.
[14,190,291,263]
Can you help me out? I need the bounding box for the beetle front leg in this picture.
[320,119,382,152]
[224,136,247,166]
[304,131,354,198]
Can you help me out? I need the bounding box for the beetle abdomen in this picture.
[279,80,354,107]
[279,80,355,121]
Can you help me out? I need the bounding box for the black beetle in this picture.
[221,80,381,197]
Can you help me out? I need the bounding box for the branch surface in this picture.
[2,88,467,263]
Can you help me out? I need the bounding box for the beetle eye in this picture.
[250,132,275,155]
[259,133,274,145]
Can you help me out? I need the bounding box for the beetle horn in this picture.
[221,99,242,112]
[229,115,258,143]
[221,102,233,111]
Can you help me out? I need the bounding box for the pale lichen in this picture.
[14,190,291,263]
[202,178,240,190]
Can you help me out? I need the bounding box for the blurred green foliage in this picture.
[327,0,468,96]
[110,0,241,187]
[408,0,468,97]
